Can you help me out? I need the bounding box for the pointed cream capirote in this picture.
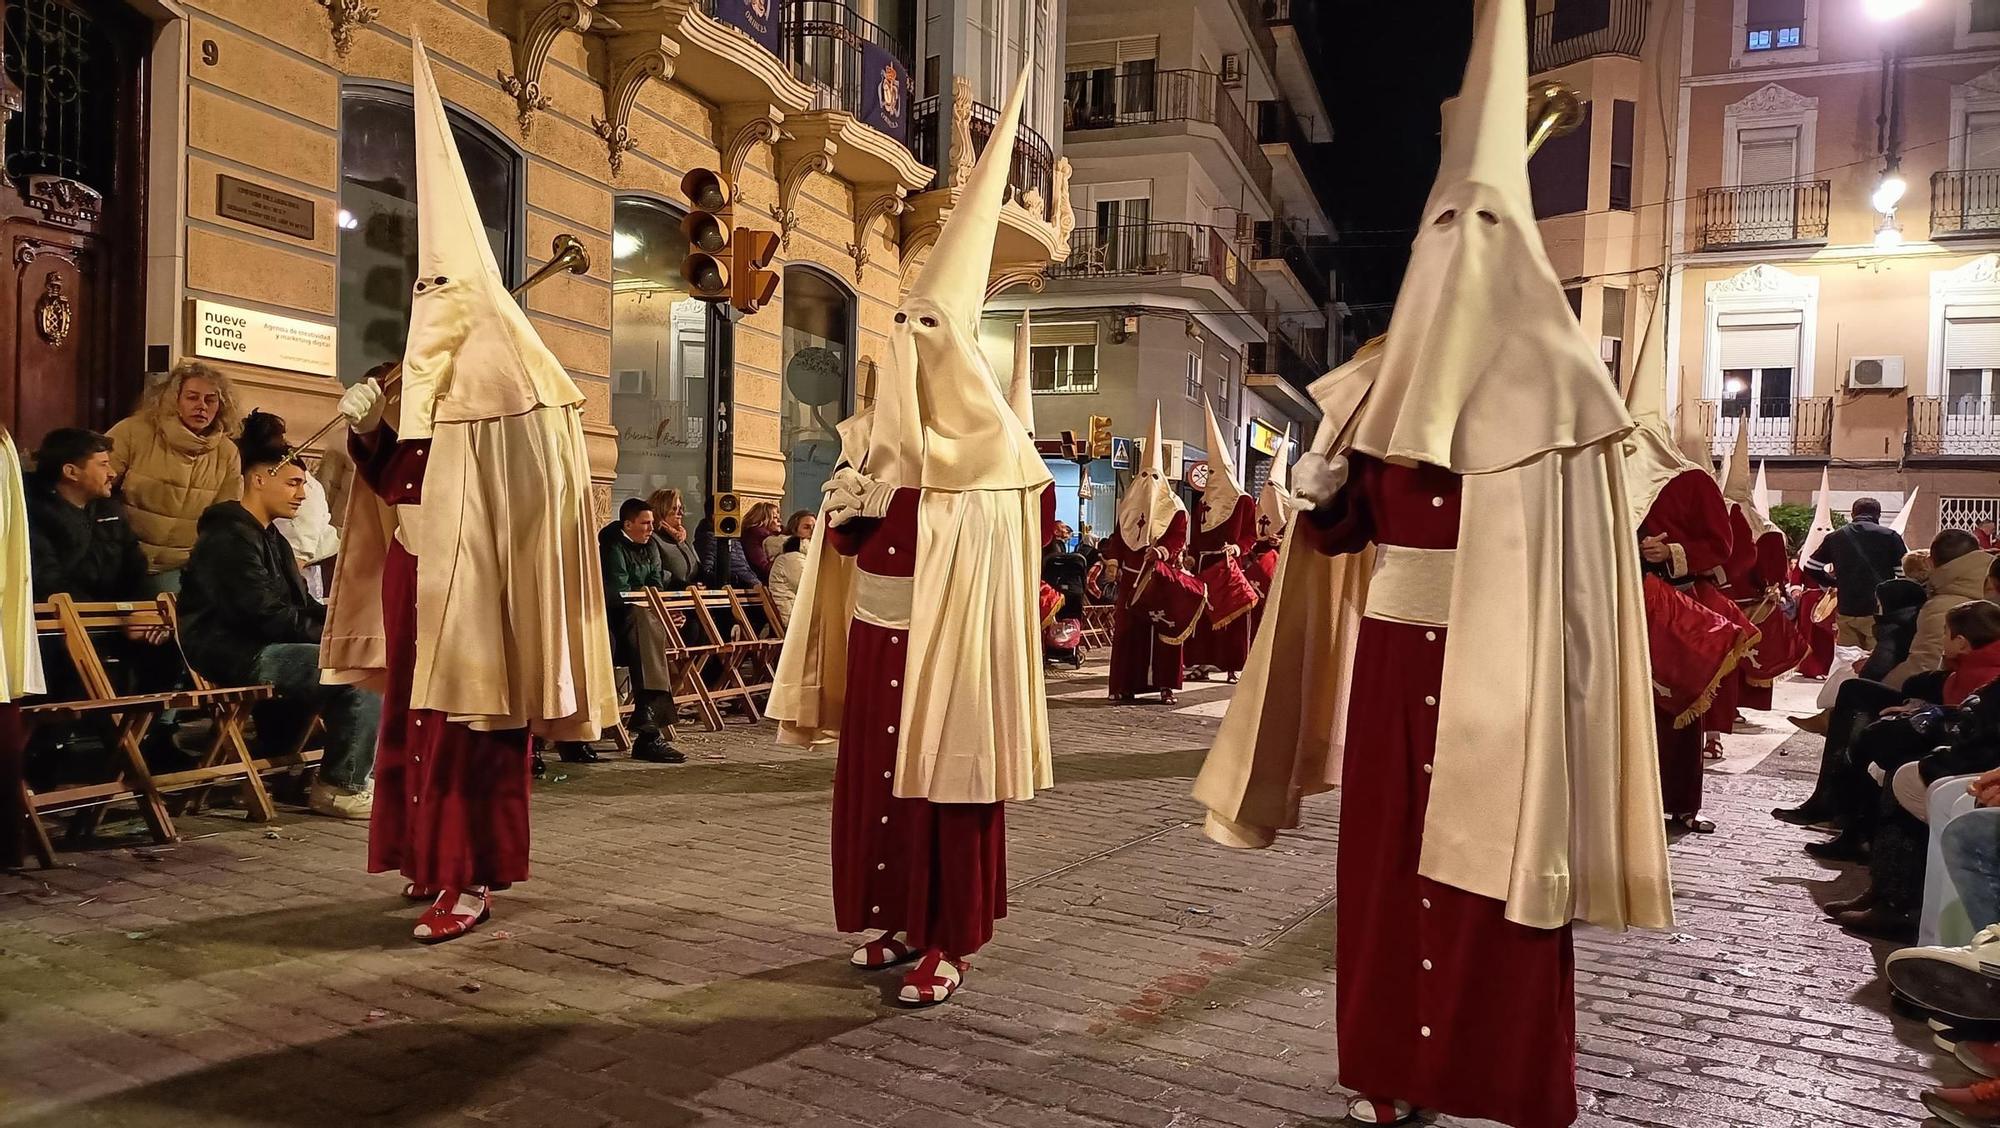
[1199,401,1244,533]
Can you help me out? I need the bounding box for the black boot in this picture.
[558,741,600,763]
[1805,832,1869,862]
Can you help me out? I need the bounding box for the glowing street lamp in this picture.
[1872,169,1907,213]
[1864,0,1921,18]
[1875,214,1904,250]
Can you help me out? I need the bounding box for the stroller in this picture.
[1042,552,1090,668]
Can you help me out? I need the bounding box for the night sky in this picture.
[1303,1,1475,346]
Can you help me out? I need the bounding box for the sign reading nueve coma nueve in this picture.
[190,299,337,378]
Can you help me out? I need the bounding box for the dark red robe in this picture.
[1299,455,1577,1128]
[1184,495,1256,674]
[1242,539,1279,638]
[353,428,535,890]
[1727,517,1805,711]
[1638,470,1744,818]
[1796,578,1838,679]
[828,487,1052,959]
[1100,512,1190,698]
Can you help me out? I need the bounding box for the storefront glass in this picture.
[610,197,716,518]
[779,266,854,516]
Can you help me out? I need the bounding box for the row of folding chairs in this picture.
[16,594,323,867]
[615,584,786,739]
[1079,604,1117,653]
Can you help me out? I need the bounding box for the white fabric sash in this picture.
[853,570,914,630]
[1364,545,1455,627]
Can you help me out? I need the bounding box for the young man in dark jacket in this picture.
[1806,498,1910,649]
[179,435,382,818]
[25,428,146,601]
[597,498,683,764]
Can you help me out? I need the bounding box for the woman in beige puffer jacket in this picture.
[107,361,243,592]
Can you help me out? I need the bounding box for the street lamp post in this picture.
[1869,1,1919,249]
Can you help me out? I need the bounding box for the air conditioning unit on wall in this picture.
[1847,355,1906,390]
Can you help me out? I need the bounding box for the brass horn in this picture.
[1526,81,1585,159]
[286,233,594,462]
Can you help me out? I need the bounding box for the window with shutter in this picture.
[1737,125,1799,185]
[1968,110,2000,172]
[1746,0,1806,50]
[1530,101,1592,218]
[1610,100,1635,210]
[1976,0,2000,33]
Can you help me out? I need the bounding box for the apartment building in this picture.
[0,0,1069,525]
[976,0,1335,534]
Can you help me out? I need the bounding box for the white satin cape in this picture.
[0,430,43,703]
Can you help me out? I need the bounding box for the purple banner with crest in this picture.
[859,41,910,144]
[715,0,780,55]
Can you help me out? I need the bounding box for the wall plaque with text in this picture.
[190,299,337,377]
[216,174,315,240]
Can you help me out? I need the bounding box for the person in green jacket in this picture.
[596,498,683,764]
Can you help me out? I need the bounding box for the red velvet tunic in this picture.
[1184,495,1256,674]
[828,488,1046,959]
[1242,539,1280,638]
[1796,579,1838,679]
[1731,520,1805,711]
[1100,512,1190,697]
[353,428,535,890]
[1299,454,1577,1128]
[1639,470,1743,817]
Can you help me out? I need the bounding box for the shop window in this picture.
[780,266,855,516]
[1529,101,1592,218]
[610,196,721,520]
[337,86,520,384]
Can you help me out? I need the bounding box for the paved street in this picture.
[0,666,1959,1128]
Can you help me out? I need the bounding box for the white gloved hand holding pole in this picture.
[822,466,895,527]
[337,378,387,434]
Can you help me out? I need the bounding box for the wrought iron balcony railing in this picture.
[1064,68,1273,202]
[1528,0,1648,73]
[911,94,1055,210]
[1909,395,2000,456]
[781,1,915,143]
[1050,221,1265,314]
[1249,320,1322,394]
[1931,169,2000,239]
[1255,99,1315,150]
[1693,397,1833,457]
[1696,181,1831,250]
[1252,219,1331,307]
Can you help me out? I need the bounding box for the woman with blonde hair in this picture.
[108,360,243,592]
[740,500,783,581]
[646,487,701,589]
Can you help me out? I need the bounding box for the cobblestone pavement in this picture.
[0,667,1959,1127]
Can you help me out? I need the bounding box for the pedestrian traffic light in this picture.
[680,168,733,304]
[731,228,781,315]
[1088,415,1113,459]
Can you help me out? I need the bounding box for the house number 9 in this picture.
[201,40,218,66]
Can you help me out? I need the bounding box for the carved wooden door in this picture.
[0,0,149,444]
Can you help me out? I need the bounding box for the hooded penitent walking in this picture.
[1243,427,1292,638]
[1191,3,1672,1124]
[1184,403,1258,681]
[1719,434,1804,712]
[321,36,618,944]
[1622,300,1755,831]
[768,66,1054,1007]
[1101,404,1194,704]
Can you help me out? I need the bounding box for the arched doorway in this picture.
[779,265,854,515]
[337,85,522,384]
[610,196,721,521]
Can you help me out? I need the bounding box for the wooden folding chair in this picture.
[646,588,727,731]
[53,596,279,824]
[156,594,320,814]
[1081,605,1116,652]
[726,586,783,708]
[18,599,182,860]
[684,586,764,723]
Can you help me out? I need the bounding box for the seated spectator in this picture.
[1777,535,1996,827]
[598,498,684,765]
[178,431,381,819]
[766,517,814,625]
[1979,517,1998,551]
[107,360,243,594]
[741,502,783,581]
[646,487,701,589]
[26,428,147,602]
[1810,601,2000,864]
[694,501,760,589]
[238,412,340,590]
[1859,567,1930,684]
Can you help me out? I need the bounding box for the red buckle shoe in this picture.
[850,932,918,970]
[413,887,490,944]
[897,950,964,1007]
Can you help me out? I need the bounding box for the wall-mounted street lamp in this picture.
[1863,0,1922,20]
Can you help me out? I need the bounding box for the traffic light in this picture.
[680,168,733,304]
[731,228,781,315]
[1088,415,1113,460]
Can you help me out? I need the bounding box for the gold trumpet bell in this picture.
[1526,81,1585,158]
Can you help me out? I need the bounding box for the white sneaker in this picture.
[307,780,374,819]
[1347,1097,1415,1125]
[1887,925,2000,979]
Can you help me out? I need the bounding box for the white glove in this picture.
[822,466,893,527]
[1224,543,1241,560]
[338,378,386,433]
[1289,452,1350,511]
